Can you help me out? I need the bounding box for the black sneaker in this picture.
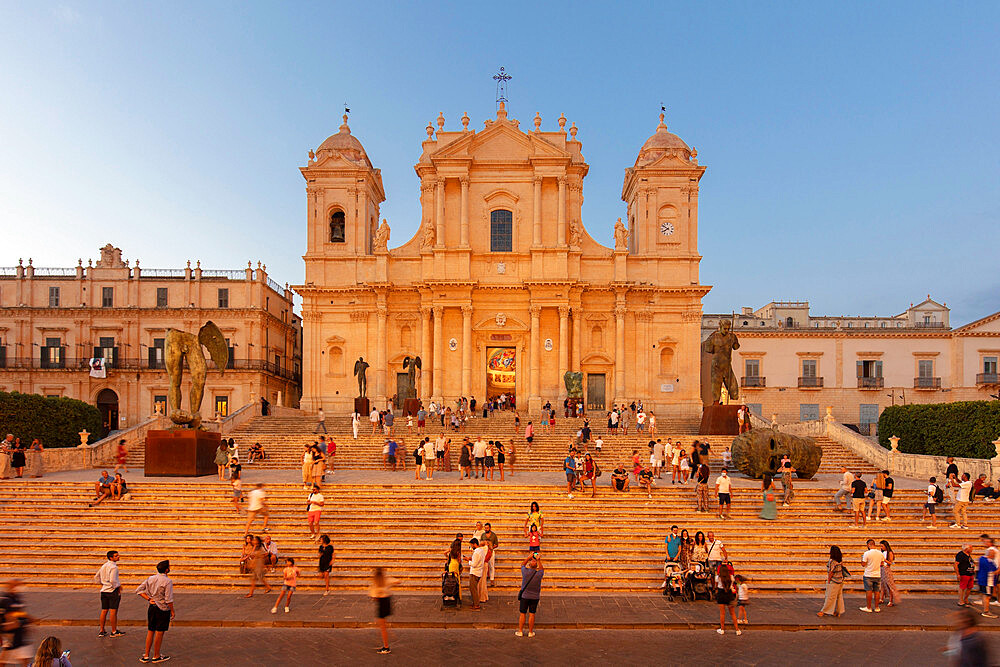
[110,630,126,637]
[377,647,391,654]
[98,631,108,638]
[139,657,151,664]
[152,656,171,663]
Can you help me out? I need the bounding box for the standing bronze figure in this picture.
[165,321,229,429]
[702,319,740,403]
[402,355,421,400]
[354,357,370,398]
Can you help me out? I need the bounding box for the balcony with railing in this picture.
[914,376,942,390]
[742,376,766,388]
[858,377,884,389]
[797,376,824,388]
[913,322,947,329]
[0,356,301,383]
[975,373,998,386]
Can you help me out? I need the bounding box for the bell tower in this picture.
[621,113,705,256]
[301,115,385,261]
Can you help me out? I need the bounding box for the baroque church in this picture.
[295,103,708,419]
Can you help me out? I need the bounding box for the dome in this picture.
[313,115,372,168]
[640,114,689,153]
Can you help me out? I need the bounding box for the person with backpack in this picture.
[817,545,847,617]
[922,476,942,528]
[515,553,544,637]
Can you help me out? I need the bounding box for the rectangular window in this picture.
[274,353,281,369]
[744,359,760,377]
[800,404,820,421]
[43,337,64,368]
[860,404,879,425]
[48,286,60,308]
[747,403,763,417]
[214,395,229,418]
[801,359,817,377]
[102,287,113,308]
[95,337,117,368]
[149,338,165,369]
[859,360,882,378]
[918,359,934,378]
[984,357,998,374]
[153,395,167,415]
[490,209,513,252]
[218,288,229,308]
[156,287,168,308]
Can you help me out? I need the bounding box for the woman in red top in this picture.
[582,453,597,497]
[114,439,128,474]
[632,450,642,482]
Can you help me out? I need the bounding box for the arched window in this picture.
[785,316,794,328]
[490,209,513,252]
[329,211,346,243]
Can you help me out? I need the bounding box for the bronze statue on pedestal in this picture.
[165,321,229,429]
[703,318,740,404]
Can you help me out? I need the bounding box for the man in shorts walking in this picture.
[307,484,324,541]
[860,539,885,612]
[850,473,867,528]
[715,469,732,519]
[244,483,270,534]
[921,476,940,528]
[955,544,975,607]
[96,550,124,637]
[135,559,175,663]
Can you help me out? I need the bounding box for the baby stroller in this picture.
[441,572,460,608]
[662,561,686,601]
[685,562,715,602]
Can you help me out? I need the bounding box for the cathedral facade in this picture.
[295,104,707,418]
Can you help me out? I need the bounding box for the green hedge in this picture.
[0,391,103,448]
[877,401,1000,458]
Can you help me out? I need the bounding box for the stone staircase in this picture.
[0,480,974,595]
[125,414,882,476]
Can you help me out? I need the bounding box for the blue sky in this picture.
[0,1,997,323]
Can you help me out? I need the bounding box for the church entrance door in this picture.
[586,373,606,410]
[486,347,516,403]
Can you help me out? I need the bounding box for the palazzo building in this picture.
[0,244,302,435]
[296,105,708,417]
[703,298,1000,430]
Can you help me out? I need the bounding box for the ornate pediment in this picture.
[431,121,570,163]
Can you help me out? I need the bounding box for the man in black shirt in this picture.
[955,544,976,607]
[880,471,894,522]
[611,465,630,492]
[850,473,867,528]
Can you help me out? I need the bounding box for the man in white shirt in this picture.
[652,440,665,478]
[833,466,853,511]
[351,411,360,439]
[135,560,175,663]
[422,439,436,479]
[95,550,123,637]
[706,532,727,573]
[594,436,603,453]
[860,539,885,612]
[609,409,619,433]
[472,437,488,478]
[370,408,380,435]
[467,538,488,610]
[952,473,973,529]
[715,470,733,519]
[307,485,325,540]
[244,483,269,534]
[636,410,647,432]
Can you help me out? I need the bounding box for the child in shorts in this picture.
[230,473,242,513]
[272,557,300,614]
[735,574,750,624]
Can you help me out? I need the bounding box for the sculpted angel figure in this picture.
[165,321,229,429]
[373,219,391,252]
[569,220,582,247]
[613,217,629,252]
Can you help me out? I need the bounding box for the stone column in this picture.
[532,176,542,246]
[571,306,582,371]
[461,305,473,399]
[435,178,445,248]
[558,305,569,397]
[459,177,470,247]
[375,304,387,404]
[420,306,432,400]
[614,304,626,403]
[432,306,444,402]
[557,177,567,246]
[529,305,541,405]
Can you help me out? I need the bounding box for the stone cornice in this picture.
[735,330,953,339]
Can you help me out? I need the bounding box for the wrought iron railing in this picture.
[976,373,999,385]
[0,356,300,381]
[858,377,884,389]
[797,376,824,388]
[914,377,942,389]
[742,376,766,388]
[914,322,947,329]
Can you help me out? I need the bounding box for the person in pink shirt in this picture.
[271,557,301,614]
[524,422,534,452]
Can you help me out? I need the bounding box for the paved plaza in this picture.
[28,626,994,665]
